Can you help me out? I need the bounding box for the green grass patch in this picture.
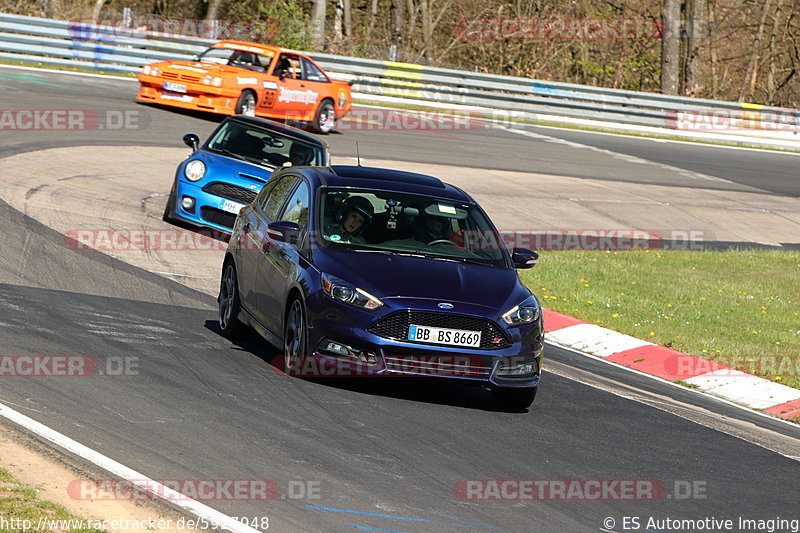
[0,467,106,533]
[520,249,800,389]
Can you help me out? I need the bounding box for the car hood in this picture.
[314,247,528,312]
[155,60,253,78]
[193,150,275,182]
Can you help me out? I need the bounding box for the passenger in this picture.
[326,196,373,244]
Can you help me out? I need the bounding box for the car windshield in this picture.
[195,47,274,72]
[205,121,324,168]
[318,188,508,268]
[195,47,235,65]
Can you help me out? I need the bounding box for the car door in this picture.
[270,53,320,121]
[243,175,298,331]
[257,177,310,334]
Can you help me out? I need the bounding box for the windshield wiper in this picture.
[353,248,489,265]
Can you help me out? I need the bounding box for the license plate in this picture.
[407,325,482,347]
[163,82,187,93]
[219,199,245,214]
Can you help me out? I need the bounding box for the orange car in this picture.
[137,40,351,133]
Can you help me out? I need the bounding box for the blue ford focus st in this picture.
[163,116,328,234]
[218,165,543,409]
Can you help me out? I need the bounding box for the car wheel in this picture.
[218,262,244,338]
[162,191,177,224]
[312,100,335,133]
[283,298,307,374]
[492,386,537,410]
[235,91,257,117]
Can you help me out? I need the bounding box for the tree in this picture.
[311,0,327,50]
[685,0,706,95]
[660,0,681,94]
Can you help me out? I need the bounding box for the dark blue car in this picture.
[217,165,543,408]
[163,116,329,234]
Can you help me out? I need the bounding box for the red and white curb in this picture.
[543,309,800,421]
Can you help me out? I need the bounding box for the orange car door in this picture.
[271,53,320,121]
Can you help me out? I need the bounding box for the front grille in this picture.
[384,355,493,379]
[369,311,512,350]
[200,207,236,229]
[162,72,201,83]
[202,182,257,205]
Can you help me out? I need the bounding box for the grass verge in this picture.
[0,467,105,533]
[519,249,800,389]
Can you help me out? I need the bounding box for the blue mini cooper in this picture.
[217,165,543,409]
[163,116,328,234]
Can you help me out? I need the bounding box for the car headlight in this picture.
[143,65,151,75]
[501,295,540,325]
[151,66,160,76]
[322,273,382,310]
[184,159,206,182]
[213,76,223,87]
[202,74,212,85]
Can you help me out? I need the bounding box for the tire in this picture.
[283,298,307,375]
[218,262,244,338]
[162,191,177,224]
[311,100,335,133]
[492,386,537,410]
[235,91,257,117]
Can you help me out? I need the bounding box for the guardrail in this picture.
[1,11,798,144]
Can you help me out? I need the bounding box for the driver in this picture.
[289,142,314,166]
[326,196,373,244]
[414,211,451,244]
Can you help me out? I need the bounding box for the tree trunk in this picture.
[368,0,379,35]
[708,0,718,97]
[343,0,353,37]
[390,0,405,49]
[91,0,105,19]
[420,0,432,59]
[739,0,772,102]
[333,0,343,40]
[205,0,222,22]
[685,0,706,96]
[407,0,417,42]
[311,0,327,51]
[660,0,681,95]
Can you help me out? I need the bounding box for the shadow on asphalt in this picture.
[202,318,533,414]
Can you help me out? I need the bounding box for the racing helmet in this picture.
[415,211,451,242]
[289,142,314,166]
[337,196,374,234]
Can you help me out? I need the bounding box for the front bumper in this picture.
[301,295,544,388]
[138,82,238,115]
[171,179,246,234]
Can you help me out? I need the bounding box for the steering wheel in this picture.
[428,239,455,246]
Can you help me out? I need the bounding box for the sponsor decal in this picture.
[168,65,208,73]
[236,77,258,85]
[263,81,278,90]
[215,43,269,55]
[277,87,319,105]
[338,88,348,108]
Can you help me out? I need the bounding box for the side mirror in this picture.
[267,221,301,245]
[183,133,200,151]
[512,248,538,269]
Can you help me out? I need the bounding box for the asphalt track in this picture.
[1,67,799,533]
